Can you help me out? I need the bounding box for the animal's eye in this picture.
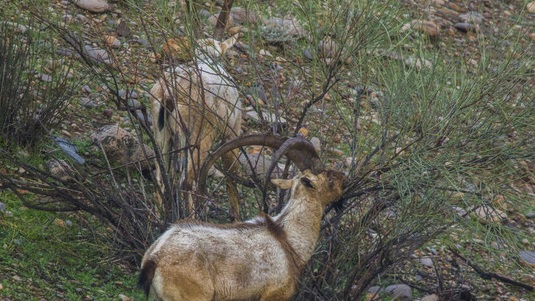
[300,177,315,189]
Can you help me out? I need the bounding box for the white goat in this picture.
[150,34,242,220]
[139,169,346,301]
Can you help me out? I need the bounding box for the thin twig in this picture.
[449,247,534,292]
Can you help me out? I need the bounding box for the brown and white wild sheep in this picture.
[138,168,346,301]
[150,34,242,220]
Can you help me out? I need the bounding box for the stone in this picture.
[103,35,121,48]
[260,16,306,43]
[459,12,484,24]
[116,19,131,38]
[452,206,468,217]
[384,284,412,300]
[310,137,321,154]
[454,22,478,33]
[54,218,66,227]
[404,57,433,70]
[230,7,258,24]
[0,202,6,212]
[118,89,138,99]
[38,73,53,82]
[118,294,133,301]
[47,159,76,182]
[527,2,535,14]
[244,110,286,124]
[91,124,154,171]
[84,45,111,64]
[1,21,27,33]
[73,0,111,13]
[519,251,535,267]
[420,257,433,267]
[80,97,98,108]
[208,14,235,31]
[402,20,440,38]
[421,294,439,301]
[161,37,192,62]
[448,2,467,13]
[472,206,506,224]
[318,37,340,58]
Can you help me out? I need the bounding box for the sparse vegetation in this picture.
[0,0,533,300]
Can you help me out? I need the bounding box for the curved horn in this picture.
[198,133,289,195]
[261,136,322,213]
[263,136,322,183]
[198,133,322,201]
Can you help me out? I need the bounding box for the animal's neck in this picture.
[275,195,324,269]
[194,56,228,79]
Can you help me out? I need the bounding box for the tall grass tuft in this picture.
[0,18,82,149]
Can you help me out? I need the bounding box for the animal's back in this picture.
[141,220,294,300]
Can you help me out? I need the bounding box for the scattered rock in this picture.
[527,2,535,14]
[452,205,468,217]
[116,19,131,38]
[0,202,6,213]
[420,257,433,267]
[327,147,344,157]
[230,7,258,24]
[259,49,273,57]
[448,2,467,13]
[73,0,111,13]
[47,159,76,182]
[208,14,235,32]
[103,35,121,49]
[1,21,28,33]
[318,37,340,58]
[54,218,66,228]
[384,284,412,300]
[525,211,535,219]
[303,48,314,60]
[237,152,283,178]
[91,124,154,171]
[404,57,433,70]
[421,294,440,301]
[84,45,111,64]
[245,110,286,125]
[472,205,506,224]
[75,14,87,23]
[118,294,133,301]
[118,89,139,100]
[454,22,478,33]
[310,137,321,154]
[37,73,53,82]
[80,97,98,108]
[459,12,484,24]
[401,20,441,38]
[260,16,306,43]
[161,37,192,62]
[519,250,535,267]
[366,286,381,300]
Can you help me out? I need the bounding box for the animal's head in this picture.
[272,169,346,206]
[198,133,347,205]
[195,34,240,59]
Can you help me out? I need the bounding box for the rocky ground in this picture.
[1,0,534,300]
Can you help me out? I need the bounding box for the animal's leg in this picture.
[222,148,241,222]
[155,270,214,301]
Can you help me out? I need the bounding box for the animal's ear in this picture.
[271,178,293,190]
[219,33,240,54]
